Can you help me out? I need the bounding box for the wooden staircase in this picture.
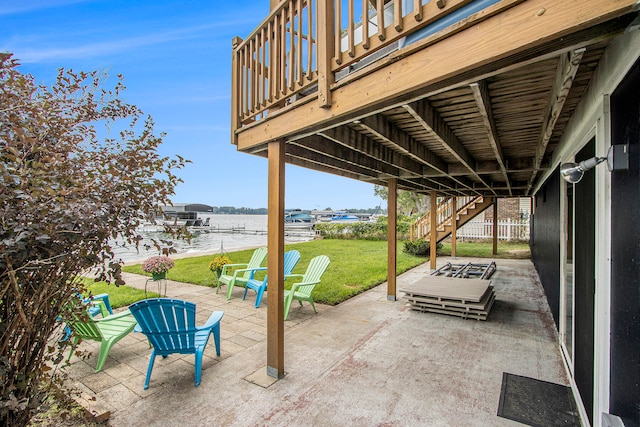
[410,196,495,243]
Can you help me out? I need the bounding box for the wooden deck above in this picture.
[232,0,640,196]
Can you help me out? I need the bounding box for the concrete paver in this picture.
[62,257,568,426]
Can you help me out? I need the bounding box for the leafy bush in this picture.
[314,215,413,240]
[402,239,442,257]
[0,54,186,426]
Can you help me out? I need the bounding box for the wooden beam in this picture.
[321,127,423,176]
[469,81,512,195]
[357,115,481,194]
[404,100,475,170]
[430,191,438,271]
[451,196,457,257]
[527,48,585,193]
[492,199,498,255]
[321,126,462,191]
[404,100,496,195]
[267,139,285,379]
[292,135,403,177]
[447,158,547,176]
[359,114,448,172]
[401,177,467,196]
[317,0,334,107]
[285,153,379,182]
[236,0,636,150]
[387,178,397,301]
[231,37,243,145]
[287,146,445,192]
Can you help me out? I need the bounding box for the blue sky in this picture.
[0,0,383,210]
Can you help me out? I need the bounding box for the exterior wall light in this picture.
[560,144,629,184]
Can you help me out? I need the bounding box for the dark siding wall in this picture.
[610,58,640,427]
[531,167,561,328]
[574,139,596,425]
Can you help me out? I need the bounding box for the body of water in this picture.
[113,214,314,264]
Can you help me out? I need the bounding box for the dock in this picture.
[138,223,316,238]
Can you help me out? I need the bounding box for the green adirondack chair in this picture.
[217,246,267,300]
[284,255,330,320]
[65,302,138,372]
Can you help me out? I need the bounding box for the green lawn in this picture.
[123,240,425,305]
[438,241,530,258]
[82,280,159,310]
[121,239,530,306]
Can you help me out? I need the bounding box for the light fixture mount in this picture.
[560,144,629,184]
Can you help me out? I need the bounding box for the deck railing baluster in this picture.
[348,1,355,57]
[394,0,402,32]
[307,1,313,80]
[280,11,287,95]
[376,0,385,40]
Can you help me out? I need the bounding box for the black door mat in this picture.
[497,372,581,426]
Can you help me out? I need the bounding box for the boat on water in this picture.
[139,203,213,231]
[284,209,316,230]
[330,212,360,222]
[311,209,370,223]
[159,204,213,227]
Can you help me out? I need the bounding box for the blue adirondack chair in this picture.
[284,255,330,320]
[242,250,301,308]
[128,298,224,390]
[86,293,113,317]
[217,247,267,300]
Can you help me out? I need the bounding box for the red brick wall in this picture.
[484,198,528,221]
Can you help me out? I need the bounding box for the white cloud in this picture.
[0,0,98,16]
[12,20,226,63]
[4,11,258,64]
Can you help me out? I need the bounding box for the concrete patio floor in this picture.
[62,257,570,426]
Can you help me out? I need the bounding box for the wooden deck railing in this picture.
[232,0,317,125]
[231,0,517,137]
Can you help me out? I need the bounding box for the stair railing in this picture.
[410,196,485,241]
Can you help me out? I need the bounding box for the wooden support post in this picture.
[267,139,285,379]
[230,36,243,145]
[317,0,335,108]
[492,199,498,256]
[451,196,457,258]
[430,190,437,271]
[387,178,397,301]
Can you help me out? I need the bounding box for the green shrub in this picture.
[402,239,442,257]
[314,215,413,240]
[0,56,187,426]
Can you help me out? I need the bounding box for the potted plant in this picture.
[142,255,175,280]
[209,254,232,282]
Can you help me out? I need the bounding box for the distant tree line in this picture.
[212,206,268,215]
[210,207,385,215]
[321,207,386,214]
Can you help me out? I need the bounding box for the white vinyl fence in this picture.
[456,218,530,241]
